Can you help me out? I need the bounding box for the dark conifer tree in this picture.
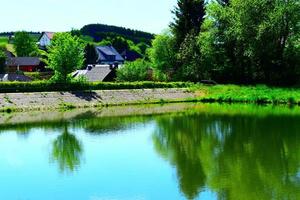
[84,43,98,67]
[170,0,206,48]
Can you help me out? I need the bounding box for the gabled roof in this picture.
[39,32,55,40]
[95,46,124,62]
[73,65,115,82]
[3,50,15,58]
[0,74,32,82]
[7,57,41,67]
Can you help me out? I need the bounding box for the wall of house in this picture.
[39,34,51,47]
[8,66,37,72]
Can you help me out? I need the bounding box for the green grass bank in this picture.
[194,84,300,105]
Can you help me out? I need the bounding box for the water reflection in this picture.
[51,126,83,173]
[153,112,300,200]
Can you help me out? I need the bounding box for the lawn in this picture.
[193,84,300,105]
[0,36,8,45]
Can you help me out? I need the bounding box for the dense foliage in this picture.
[14,31,39,57]
[199,0,300,85]
[0,50,6,73]
[83,43,98,67]
[80,24,154,44]
[117,59,151,81]
[170,0,206,48]
[147,0,300,85]
[48,33,85,82]
[148,31,177,81]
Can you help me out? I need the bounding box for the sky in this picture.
[0,0,177,34]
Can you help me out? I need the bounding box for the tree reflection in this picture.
[52,126,83,173]
[153,112,300,200]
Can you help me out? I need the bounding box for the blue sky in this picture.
[1,0,177,34]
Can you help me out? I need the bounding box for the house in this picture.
[72,65,117,82]
[38,32,55,48]
[121,50,142,62]
[0,74,32,82]
[6,57,42,72]
[3,50,15,58]
[95,46,124,65]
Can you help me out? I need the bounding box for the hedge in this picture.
[0,81,192,93]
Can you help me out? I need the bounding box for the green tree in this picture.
[111,36,130,53]
[84,43,97,67]
[148,31,177,81]
[199,0,300,84]
[116,59,151,81]
[176,31,204,82]
[14,31,38,57]
[48,33,85,83]
[170,0,206,48]
[136,42,149,56]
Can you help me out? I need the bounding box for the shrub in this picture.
[0,81,191,93]
[117,59,151,81]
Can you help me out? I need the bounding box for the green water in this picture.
[0,103,299,200]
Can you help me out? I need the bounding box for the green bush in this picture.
[117,59,151,81]
[0,81,192,93]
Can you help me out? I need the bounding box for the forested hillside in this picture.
[80,24,154,44]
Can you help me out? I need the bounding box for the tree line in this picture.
[148,0,300,85]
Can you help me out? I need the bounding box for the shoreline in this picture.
[2,85,300,113]
[0,88,197,112]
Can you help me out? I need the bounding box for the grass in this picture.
[24,72,54,81]
[0,37,8,45]
[192,84,300,105]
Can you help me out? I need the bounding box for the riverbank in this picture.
[0,88,197,112]
[2,84,300,112]
[195,85,300,105]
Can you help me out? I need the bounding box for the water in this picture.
[0,103,299,200]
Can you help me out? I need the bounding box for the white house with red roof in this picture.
[38,32,55,48]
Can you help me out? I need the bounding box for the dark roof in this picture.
[73,66,115,82]
[0,74,32,82]
[121,50,142,61]
[95,46,124,63]
[7,57,41,67]
[4,50,15,58]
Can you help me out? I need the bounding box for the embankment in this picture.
[0,88,197,112]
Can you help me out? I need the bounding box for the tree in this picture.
[175,31,206,82]
[199,0,300,84]
[110,36,130,53]
[14,31,38,57]
[84,43,97,67]
[170,0,206,48]
[48,33,85,83]
[116,59,151,81]
[148,31,177,81]
[0,50,6,73]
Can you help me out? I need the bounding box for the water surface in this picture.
[0,103,299,200]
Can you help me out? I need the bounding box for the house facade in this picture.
[38,32,55,48]
[6,57,42,72]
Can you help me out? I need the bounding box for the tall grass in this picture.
[194,85,300,105]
